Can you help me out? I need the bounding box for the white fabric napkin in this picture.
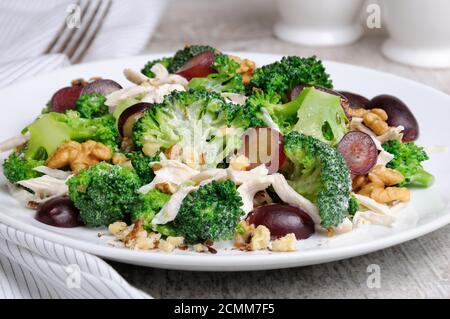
[0,0,167,87]
[0,223,149,299]
[0,0,167,299]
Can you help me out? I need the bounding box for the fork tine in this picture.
[44,0,81,54]
[64,0,103,60]
[70,0,112,63]
[46,0,91,55]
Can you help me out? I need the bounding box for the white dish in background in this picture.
[0,53,449,271]
[380,0,450,68]
[274,0,365,47]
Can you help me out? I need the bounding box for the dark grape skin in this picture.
[366,94,419,142]
[238,127,287,174]
[81,79,122,96]
[117,102,153,137]
[289,84,351,119]
[337,131,378,176]
[338,91,369,109]
[50,86,83,113]
[247,204,315,240]
[36,196,82,228]
[175,51,216,81]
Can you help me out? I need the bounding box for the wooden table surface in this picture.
[109,0,450,298]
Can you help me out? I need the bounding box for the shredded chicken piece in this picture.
[16,175,68,202]
[0,133,29,153]
[151,185,199,225]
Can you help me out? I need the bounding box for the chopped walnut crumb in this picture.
[193,243,209,253]
[143,143,161,157]
[230,55,256,84]
[248,225,270,251]
[155,182,178,194]
[271,233,297,252]
[233,220,255,248]
[229,154,250,171]
[108,221,128,236]
[112,153,128,164]
[158,236,185,252]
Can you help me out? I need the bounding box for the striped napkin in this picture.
[0,0,167,87]
[0,224,149,298]
[0,0,168,298]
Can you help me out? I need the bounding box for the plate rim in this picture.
[0,52,449,271]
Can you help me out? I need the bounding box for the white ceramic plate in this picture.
[0,53,449,271]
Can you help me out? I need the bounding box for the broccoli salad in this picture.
[0,45,434,254]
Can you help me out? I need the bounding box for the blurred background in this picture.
[143,0,450,93]
[1,0,450,93]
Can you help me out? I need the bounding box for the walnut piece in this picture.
[234,220,255,247]
[369,165,404,186]
[363,110,389,135]
[370,187,410,204]
[109,220,162,251]
[46,140,112,173]
[108,221,128,236]
[271,233,297,252]
[230,55,256,84]
[349,108,390,136]
[354,165,410,204]
[112,153,128,164]
[158,236,185,252]
[248,225,270,251]
[142,142,161,157]
[193,243,209,253]
[229,154,250,171]
[155,182,178,194]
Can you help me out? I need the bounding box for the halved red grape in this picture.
[238,127,287,174]
[175,51,216,81]
[337,131,378,175]
[339,91,369,109]
[290,85,351,119]
[81,79,122,96]
[247,204,315,239]
[36,196,82,228]
[366,94,419,142]
[50,86,83,113]
[118,102,153,137]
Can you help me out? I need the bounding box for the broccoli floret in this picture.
[128,151,160,184]
[171,180,244,244]
[131,189,170,231]
[169,45,218,73]
[133,89,246,170]
[141,57,173,78]
[67,162,141,227]
[188,54,245,93]
[41,100,51,114]
[75,93,108,118]
[245,89,297,132]
[249,56,333,97]
[246,87,348,143]
[2,152,44,183]
[284,131,351,228]
[24,111,119,160]
[293,87,348,145]
[382,140,434,187]
[348,195,359,216]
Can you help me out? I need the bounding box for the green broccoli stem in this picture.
[410,168,434,187]
[265,88,305,120]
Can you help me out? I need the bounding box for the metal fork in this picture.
[45,0,112,63]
